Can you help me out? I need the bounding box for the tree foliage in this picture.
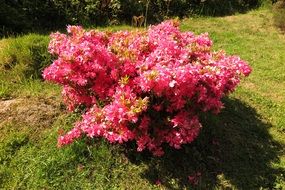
[0,0,263,36]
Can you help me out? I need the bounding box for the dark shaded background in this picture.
[0,0,263,37]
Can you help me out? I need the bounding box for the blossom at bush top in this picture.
[43,20,251,156]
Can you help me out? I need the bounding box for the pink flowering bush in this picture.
[43,20,251,156]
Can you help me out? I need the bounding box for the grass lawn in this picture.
[0,7,284,190]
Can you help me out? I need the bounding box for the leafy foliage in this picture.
[0,0,264,36]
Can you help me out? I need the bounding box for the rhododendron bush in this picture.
[43,20,251,156]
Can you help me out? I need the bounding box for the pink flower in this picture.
[188,172,201,186]
[155,179,162,185]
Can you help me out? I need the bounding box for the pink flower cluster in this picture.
[43,20,251,156]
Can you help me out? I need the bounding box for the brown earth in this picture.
[0,97,61,129]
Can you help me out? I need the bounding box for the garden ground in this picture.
[0,7,284,189]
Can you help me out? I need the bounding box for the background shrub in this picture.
[0,0,66,36]
[0,0,265,37]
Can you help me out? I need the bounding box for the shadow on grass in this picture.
[125,97,284,189]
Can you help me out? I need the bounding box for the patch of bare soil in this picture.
[0,97,61,128]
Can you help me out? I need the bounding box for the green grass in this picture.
[0,33,56,99]
[0,34,51,79]
[0,8,284,189]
